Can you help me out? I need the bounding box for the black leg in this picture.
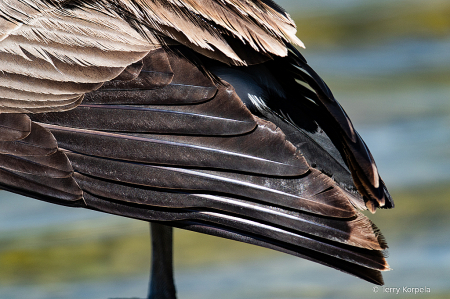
[147,222,177,299]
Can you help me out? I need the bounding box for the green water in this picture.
[1,184,449,298]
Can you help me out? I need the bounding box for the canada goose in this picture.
[0,1,394,298]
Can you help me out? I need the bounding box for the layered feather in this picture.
[278,46,394,212]
[90,0,303,64]
[0,114,82,202]
[212,45,394,213]
[0,0,392,287]
[28,48,391,284]
[0,2,156,113]
[0,0,302,113]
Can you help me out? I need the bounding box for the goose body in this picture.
[0,0,394,296]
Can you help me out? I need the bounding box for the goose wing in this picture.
[0,0,392,285]
[0,0,302,114]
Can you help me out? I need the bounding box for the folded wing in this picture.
[0,0,392,286]
[32,48,390,284]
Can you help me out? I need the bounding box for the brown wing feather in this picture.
[0,115,82,203]
[0,3,156,113]
[26,49,389,285]
[0,1,392,287]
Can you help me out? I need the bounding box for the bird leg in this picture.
[147,223,177,299]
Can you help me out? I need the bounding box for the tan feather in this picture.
[0,72,103,95]
[105,0,303,64]
[0,0,306,112]
[0,3,158,113]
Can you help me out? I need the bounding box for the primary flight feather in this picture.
[0,0,394,289]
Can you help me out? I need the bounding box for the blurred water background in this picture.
[1,0,450,298]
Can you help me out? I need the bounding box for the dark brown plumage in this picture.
[0,0,394,297]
